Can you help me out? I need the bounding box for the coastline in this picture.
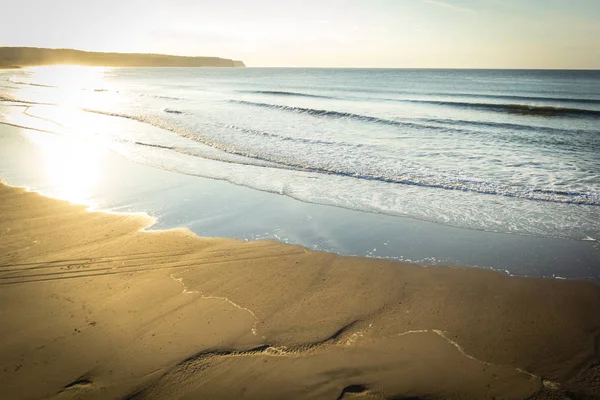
[1,182,599,399]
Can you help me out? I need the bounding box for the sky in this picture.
[1,0,599,68]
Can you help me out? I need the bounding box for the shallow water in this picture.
[0,67,599,276]
[1,124,598,282]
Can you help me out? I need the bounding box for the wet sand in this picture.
[1,182,599,400]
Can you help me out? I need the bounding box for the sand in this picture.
[0,183,599,400]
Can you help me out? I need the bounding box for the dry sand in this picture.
[1,183,599,400]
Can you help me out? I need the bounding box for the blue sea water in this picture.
[1,67,599,277]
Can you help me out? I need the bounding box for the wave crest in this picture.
[231,100,414,127]
[75,108,600,206]
[410,100,600,117]
[8,78,55,88]
[2,93,599,207]
[241,90,336,99]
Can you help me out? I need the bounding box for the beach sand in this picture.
[1,183,599,400]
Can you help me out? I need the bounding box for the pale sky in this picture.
[1,0,599,68]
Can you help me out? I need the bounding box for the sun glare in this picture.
[26,65,108,90]
[5,66,123,205]
[26,65,113,108]
[26,131,104,206]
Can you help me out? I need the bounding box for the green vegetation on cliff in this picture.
[0,47,245,68]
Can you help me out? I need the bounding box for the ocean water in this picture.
[1,67,599,243]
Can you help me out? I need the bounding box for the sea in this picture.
[1,67,599,280]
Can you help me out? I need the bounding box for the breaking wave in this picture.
[240,90,337,99]
[408,100,600,118]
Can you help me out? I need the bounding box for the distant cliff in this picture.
[0,47,245,68]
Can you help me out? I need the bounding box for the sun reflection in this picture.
[26,131,104,205]
[26,65,109,90]
[25,65,115,108]
[5,66,123,205]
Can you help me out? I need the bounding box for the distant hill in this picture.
[0,47,245,68]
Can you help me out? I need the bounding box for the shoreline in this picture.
[1,123,598,283]
[1,182,599,399]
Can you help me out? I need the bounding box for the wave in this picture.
[127,140,288,171]
[241,89,600,112]
[240,90,336,99]
[422,117,597,136]
[7,78,109,92]
[7,78,56,88]
[0,113,283,172]
[157,95,184,100]
[436,93,600,105]
[231,100,420,128]
[0,94,57,106]
[163,108,184,114]
[79,108,294,169]
[138,130,600,206]
[67,108,600,206]
[9,92,588,141]
[3,93,599,206]
[244,85,600,107]
[126,124,600,206]
[224,124,358,148]
[138,94,186,100]
[230,100,599,139]
[408,100,600,118]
